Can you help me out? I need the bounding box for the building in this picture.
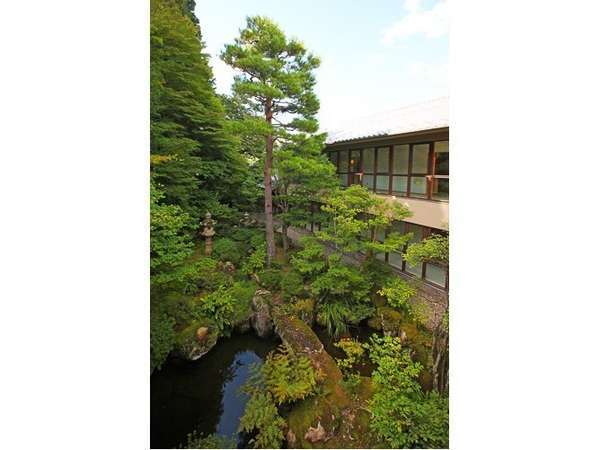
[323,97,449,292]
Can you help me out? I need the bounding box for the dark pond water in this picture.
[150,333,280,449]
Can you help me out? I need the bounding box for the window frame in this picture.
[327,139,449,202]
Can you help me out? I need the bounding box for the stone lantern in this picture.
[201,212,216,256]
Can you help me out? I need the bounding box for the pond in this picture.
[150,333,280,449]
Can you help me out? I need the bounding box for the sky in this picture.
[196,0,448,132]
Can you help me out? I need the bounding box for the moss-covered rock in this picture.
[175,320,219,361]
[251,289,274,338]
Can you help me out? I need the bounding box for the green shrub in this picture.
[361,256,393,291]
[317,300,374,338]
[150,313,176,373]
[213,238,243,264]
[198,286,234,334]
[180,432,236,449]
[334,338,365,372]
[239,392,286,449]
[241,244,266,275]
[281,270,304,300]
[316,301,350,338]
[377,278,417,313]
[258,268,282,291]
[228,280,257,324]
[261,344,318,405]
[341,372,362,399]
[366,335,449,448]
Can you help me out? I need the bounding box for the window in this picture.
[432,178,449,201]
[338,150,348,172]
[376,147,389,172]
[349,150,361,173]
[330,138,448,202]
[375,228,386,261]
[432,141,449,201]
[338,150,348,186]
[363,148,374,172]
[328,151,338,168]
[411,144,429,173]
[375,147,390,193]
[425,263,447,287]
[393,145,409,174]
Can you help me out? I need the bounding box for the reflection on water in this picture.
[150,333,279,449]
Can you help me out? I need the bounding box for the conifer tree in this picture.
[273,133,337,260]
[221,16,321,266]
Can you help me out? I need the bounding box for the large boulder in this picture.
[250,289,273,338]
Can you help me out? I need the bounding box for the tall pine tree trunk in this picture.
[281,185,289,261]
[264,98,276,267]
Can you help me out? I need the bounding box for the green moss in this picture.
[175,320,219,360]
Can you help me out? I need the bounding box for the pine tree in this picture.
[221,16,321,266]
[273,133,337,260]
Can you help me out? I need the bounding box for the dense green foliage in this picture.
[151,0,253,222]
[291,185,412,337]
[262,344,318,404]
[198,287,235,333]
[378,277,417,312]
[239,344,318,448]
[150,180,194,288]
[239,392,286,449]
[150,313,176,372]
[181,431,236,449]
[280,270,304,300]
[366,335,449,448]
[213,237,244,265]
[404,233,449,267]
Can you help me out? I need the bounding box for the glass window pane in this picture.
[375,229,385,242]
[389,251,403,269]
[363,148,374,172]
[407,223,423,243]
[410,176,428,197]
[434,141,449,175]
[338,150,348,172]
[432,178,449,201]
[375,252,386,261]
[406,261,423,277]
[376,175,389,193]
[328,151,338,167]
[363,174,374,190]
[391,221,405,235]
[412,144,429,173]
[350,150,361,172]
[393,145,409,174]
[377,147,389,173]
[392,176,408,194]
[425,264,447,287]
[339,173,347,186]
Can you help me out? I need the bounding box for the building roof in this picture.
[325,97,449,145]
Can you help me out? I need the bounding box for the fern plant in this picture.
[238,392,286,449]
[262,344,318,405]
